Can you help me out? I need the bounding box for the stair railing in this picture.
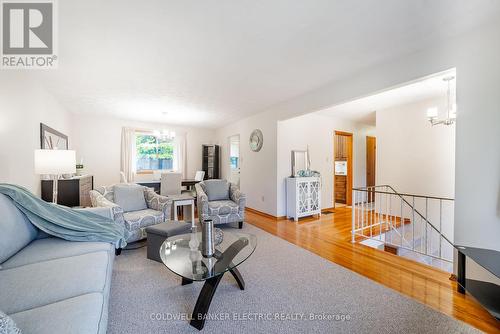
[351,185,454,263]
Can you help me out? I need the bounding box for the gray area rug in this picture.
[108,224,479,334]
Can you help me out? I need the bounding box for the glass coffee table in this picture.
[160,230,257,330]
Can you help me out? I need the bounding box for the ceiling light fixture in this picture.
[153,129,175,140]
[426,76,456,126]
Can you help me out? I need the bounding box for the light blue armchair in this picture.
[195,180,245,228]
[90,184,172,242]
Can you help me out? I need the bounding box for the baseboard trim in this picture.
[246,207,337,220]
[245,207,286,221]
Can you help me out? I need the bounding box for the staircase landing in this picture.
[359,237,453,272]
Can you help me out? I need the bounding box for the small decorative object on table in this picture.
[189,225,199,249]
[191,225,222,254]
[214,227,224,245]
[201,219,215,257]
[297,169,321,177]
[76,160,84,176]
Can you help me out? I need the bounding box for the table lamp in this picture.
[34,149,76,204]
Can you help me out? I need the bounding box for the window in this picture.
[230,157,238,170]
[135,132,176,173]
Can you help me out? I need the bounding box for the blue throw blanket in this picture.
[0,183,127,249]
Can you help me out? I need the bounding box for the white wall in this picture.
[216,112,278,216]
[375,96,455,242]
[71,113,216,187]
[452,23,500,251]
[276,113,374,216]
[376,97,455,198]
[0,73,72,195]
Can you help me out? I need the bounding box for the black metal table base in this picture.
[229,268,245,290]
[182,277,193,285]
[187,267,245,330]
[174,238,250,330]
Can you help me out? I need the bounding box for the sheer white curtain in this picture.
[121,127,136,183]
[173,133,187,179]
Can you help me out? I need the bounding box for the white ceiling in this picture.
[317,69,457,125]
[35,0,500,128]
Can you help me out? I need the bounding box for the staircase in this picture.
[351,185,454,272]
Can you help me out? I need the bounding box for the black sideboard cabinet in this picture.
[41,175,93,207]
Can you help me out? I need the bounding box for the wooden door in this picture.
[366,136,376,202]
[334,131,353,207]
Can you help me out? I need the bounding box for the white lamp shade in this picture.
[426,107,438,119]
[34,149,76,175]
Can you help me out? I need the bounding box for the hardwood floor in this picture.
[245,207,500,333]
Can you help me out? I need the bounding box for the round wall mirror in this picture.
[249,129,263,152]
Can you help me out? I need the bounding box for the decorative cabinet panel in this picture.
[286,177,321,221]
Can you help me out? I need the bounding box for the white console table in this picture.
[169,194,196,228]
[286,177,321,221]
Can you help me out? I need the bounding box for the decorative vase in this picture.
[189,226,199,250]
[76,164,84,176]
[201,219,215,257]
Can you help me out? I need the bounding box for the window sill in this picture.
[136,170,175,175]
[136,171,153,175]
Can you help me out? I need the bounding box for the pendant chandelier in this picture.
[426,76,456,126]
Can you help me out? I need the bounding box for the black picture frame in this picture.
[40,123,69,149]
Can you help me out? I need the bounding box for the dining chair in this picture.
[160,172,182,196]
[194,170,205,181]
[181,170,205,197]
[152,170,162,181]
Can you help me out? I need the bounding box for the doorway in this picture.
[228,135,240,186]
[334,131,353,208]
[366,136,376,202]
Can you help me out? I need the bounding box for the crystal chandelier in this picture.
[427,76,456,126]
[153,129,175,140]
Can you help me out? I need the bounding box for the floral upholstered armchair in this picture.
[195,180,245,228]
[90,184,172,242]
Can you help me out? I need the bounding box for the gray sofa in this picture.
[0,193,114,334]
[90,184,172,243]
[195,179,245,228]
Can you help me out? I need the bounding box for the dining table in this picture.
[136,179,200,193]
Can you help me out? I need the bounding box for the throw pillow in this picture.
[113,184,147,213]
[204,180,230,201]
[0,311,22,334]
